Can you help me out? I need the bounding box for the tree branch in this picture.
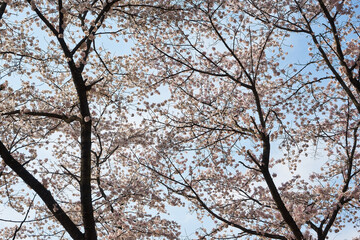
[2,110,81,123]
[0,2,7,20]
[0,141,84,240]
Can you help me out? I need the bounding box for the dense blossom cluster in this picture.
[0,0,359,239]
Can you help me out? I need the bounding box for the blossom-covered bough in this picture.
[129,0,360,239]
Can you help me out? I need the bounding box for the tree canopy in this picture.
[0,0,359,239]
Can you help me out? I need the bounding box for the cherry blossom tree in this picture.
[1,0,359,239]
[0,1,181,239]
[128,0,360,239]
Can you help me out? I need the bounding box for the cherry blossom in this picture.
[0,0,359,239]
